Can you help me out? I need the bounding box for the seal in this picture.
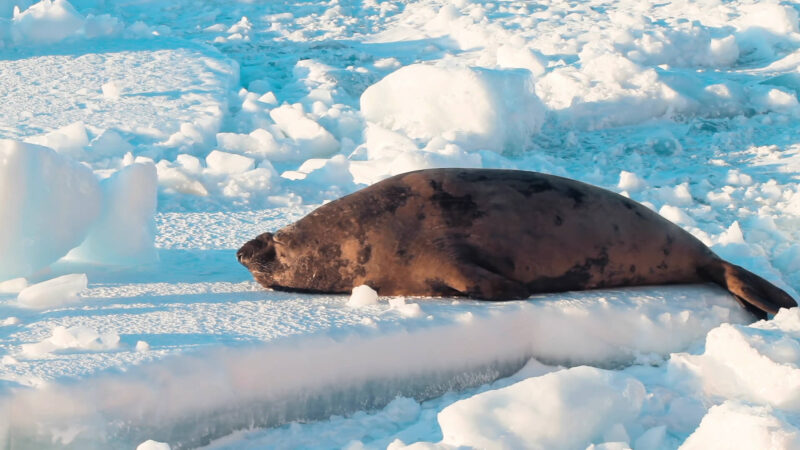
[238,168,796,318]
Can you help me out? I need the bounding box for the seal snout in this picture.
[237,232,276,266]
[237,240,262,265]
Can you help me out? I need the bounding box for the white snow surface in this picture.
[1,0,800,448]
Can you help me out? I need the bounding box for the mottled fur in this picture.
[238,169,796,318]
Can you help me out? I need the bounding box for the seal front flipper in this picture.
[444,264,530,301]
[700,259,798,318]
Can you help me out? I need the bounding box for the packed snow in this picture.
[1,0,800,448]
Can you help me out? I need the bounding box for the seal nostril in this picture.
[236,246,252,265]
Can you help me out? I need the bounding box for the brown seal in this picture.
[238,168,796,318]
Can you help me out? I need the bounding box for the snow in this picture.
[361,64,545,154]
[137,440,171,450]
[348,285,379,308]
[11,0,84,46]
[21,324,120,356]
[16,273,87,309]
[1,0,800,447]
[680,401,800,450]
[437,366,646,449]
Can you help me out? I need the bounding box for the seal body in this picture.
[238,169,796,318]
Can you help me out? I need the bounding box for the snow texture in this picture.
[1,0,800,448]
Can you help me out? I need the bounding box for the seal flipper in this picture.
[700,259,797,317]
[447,264,530,301]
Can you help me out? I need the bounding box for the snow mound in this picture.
[348,285,378,307]
[269,104,339,159]
[669,308,800,411]
[11,0,84,45]
[24,121,89,159]
[137,440,170,450]
[361,64,545,153]
[438,366,645,449]
[206,150,255,175]
[68,163,158,265]
[680,401,800,450]
[21,325,119,357]
[0,140,101,281]
[16,273,87,309]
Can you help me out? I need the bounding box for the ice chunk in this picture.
[136,440,170,450]
[496,44,546,76]
[0,277,27,294]
[438,366,645,449]
[618,171,646,192]
[68,163,157,265]
[17,273,87,309]
[388,297,423,318]
[216,129,299,162]
[669,311,800,411]
[24,122,89,159]
[101,80,121,99]
[0,140,101,281]
[269,104,339,158]
[21,324,119,356]
[659,205,695,226]
[717,221,745,245]
[680,401,800,450]
[11,0,85,45]
[362,64,544,153]
[87,129,134,160]
[155,160,209,196]
[206,150,255,174]
[348,285,378,307]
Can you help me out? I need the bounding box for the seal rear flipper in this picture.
[701,260,798,317]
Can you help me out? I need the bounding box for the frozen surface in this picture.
[0,140,100,280]
[1,0,800,448]
[16,273,87,309]
[68,162,158,265]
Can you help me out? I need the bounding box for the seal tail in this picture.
[701,259,797,319]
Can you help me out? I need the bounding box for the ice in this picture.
[269,104,340,159]
[680,401,800,450]
[668,308,800,411]
[11,0,84,45]
[67,163,158,265]
[0,277,27,293]
[101,80,121,99]
[16,273,87,309]
[2,0,800,447]
[21,324,119,356]
[437,366,644,449]
[361,64,545,154]
[388,298,424,318]
[659,205,695,226]
[25,121,89,159]
[0,140,101,281]
[137,440,170,450]
[348,285,378,308]
[618,171,646,192]
[86,129,134,160]
[216,129,295,161]
[206,150,255,175]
